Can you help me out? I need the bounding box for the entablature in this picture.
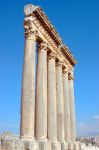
[24,4,77,71]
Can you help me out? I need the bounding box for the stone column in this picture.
[69,73,76,141]
[20,29,37,139]
[56,61,65,142]
[35,42,47,140]
[63,68,71,141]
[47,51,57,140]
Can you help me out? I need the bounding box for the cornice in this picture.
[34,7,62,45]
[34,7,77,66]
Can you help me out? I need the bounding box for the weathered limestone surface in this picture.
[24,4,36,16]
[47,52,57,140]
[56,61,65,142]
[69,73,76,141]
[0,133,24,150]
[35,42,47,140]
[49,141,61,150]
[20,31,36,139]
[63,68,71,141]
[0,133,82,150]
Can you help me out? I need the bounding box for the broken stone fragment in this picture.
[24,4,36,16]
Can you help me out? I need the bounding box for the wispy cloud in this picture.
[77,116,99,137]
[78,122,86,129]
[92,115,99,120]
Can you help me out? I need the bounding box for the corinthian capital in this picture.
[48,51,56,61]
[38,41,48,52]
[68,73,74,80]
[24,28,38,40]
[56,60,63,68]
[63,67,68,74]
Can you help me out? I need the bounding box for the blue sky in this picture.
[0,0,99,137]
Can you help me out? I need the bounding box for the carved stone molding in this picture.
[48,51,56,61]
[38,41,48,52]
[24,4,77,67]
[68,73,74,80]
[24,28,38,40]
[56,60,63,68]
[58,48,63,56]
[63,67,68,74]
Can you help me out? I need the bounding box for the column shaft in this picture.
[63,68,71,141]
[47,52,57,140]
[36,42,47,140]
[20,31,37,139]
[69,73,76,141]
[56,61,65,141]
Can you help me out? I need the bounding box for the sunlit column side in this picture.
[35,41,47,140]
[69,73,76,141]
[63,67,71,141]
[47,51,57,140]
[56,61,65,142]
[20,29,37,139]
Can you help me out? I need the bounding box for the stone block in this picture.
[38,140,49,150]
[73,143,78,150]
[61,142,68,150]
[50,141,61,150]
[68,142,74,150]
[79,143,84,150]
[24,140,38,150]
[1,139,13,150]
[24,4,36,16]
[1,139,24,150]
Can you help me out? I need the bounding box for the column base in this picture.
[73,142,82,150]
[68,141,82,150]
[24,139,38,150]
[20,135,35,140]
[0,137,82,150]
[49,140,61,150]
[61,142,68,150]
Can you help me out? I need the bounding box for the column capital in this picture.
[56,60,63,68]
[63,67,68,74]
[24,28,38,40]
[38,41,48,52]
[68,73,74,80]
[48,51,56,61]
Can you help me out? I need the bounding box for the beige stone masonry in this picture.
[63,68,71,141]
[47,51,57,140]
[56,61,65,142]
[35,42,47,140]
[20,30,37,139]
[69,73,76,141]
